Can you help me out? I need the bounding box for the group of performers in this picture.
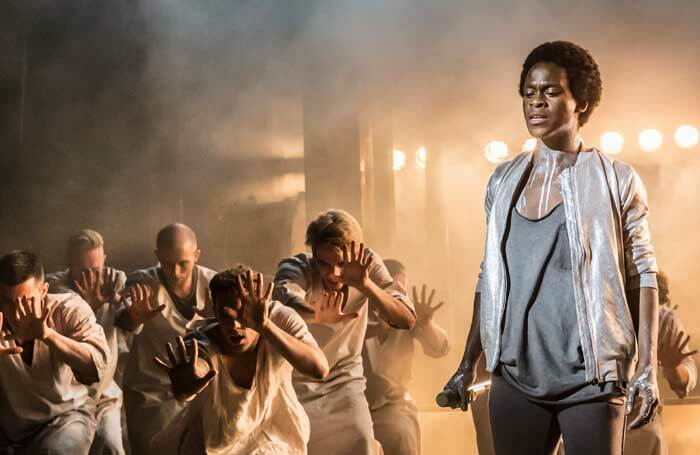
[0,40,696,455]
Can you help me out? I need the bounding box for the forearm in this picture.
[261,320,329,379]
[114,305,141,332]
[44,331,101,384]
[363,281,415,329]
[664,364,691,397]
[459,293,483,370]
[415,321,449,357]
[633,287,659,369]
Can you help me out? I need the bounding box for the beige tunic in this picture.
[121,264,216,455]
[273,251,412,455]
[0,293,109,441]
[154,302,315,455]
[46,268,126,403]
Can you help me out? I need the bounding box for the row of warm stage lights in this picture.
[484,125,700,164]
[393,147,427,171]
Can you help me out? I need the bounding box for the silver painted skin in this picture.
[515,140,578,220]
[477,139,658,385]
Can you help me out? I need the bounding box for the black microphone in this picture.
[435,388,461,408]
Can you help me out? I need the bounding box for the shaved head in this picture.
[155,223,201,293]
[156,223,197,251]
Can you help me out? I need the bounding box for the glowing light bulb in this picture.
[522,138,537,153]
[600,132,624,155]
[416,147,427,169]
[393,149,407,171]
[638,129,662,152]
[485,141,509,164]
[674,125,699,149]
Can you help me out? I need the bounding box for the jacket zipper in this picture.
[569,167,601,383]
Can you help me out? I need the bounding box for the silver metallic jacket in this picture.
[476,148,658,384]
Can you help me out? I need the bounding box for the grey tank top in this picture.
[499,203,620,404]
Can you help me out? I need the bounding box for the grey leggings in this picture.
[488,374,626,455]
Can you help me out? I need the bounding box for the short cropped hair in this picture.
[657,271,670,306]
[68,229,104,255]
[519,41,602,127]
[156,223,197,250]
[209,264,252,309]
[305,209,363,250]
[0,250,45,286]
[383,259,406,277]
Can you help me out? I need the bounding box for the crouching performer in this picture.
[0,251,110,454]
[118,223,217,455]
[151,267,328,455]
[274,209,416,455]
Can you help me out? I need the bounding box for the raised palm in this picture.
[340,241,373,290]
[153,335,217,400]
[237,271,273,333]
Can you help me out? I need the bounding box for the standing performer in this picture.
[442,41,659,455]
[624,271,697,455]
[273,209,415,455]
[117,223,216,455]
[0,251,110,454]
[47,229,127,455]
[151,266,328,455]
[363,259,449,455]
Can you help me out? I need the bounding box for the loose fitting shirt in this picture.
[153,302,316,455]
[0,293,109,440]
[273,251,413,401]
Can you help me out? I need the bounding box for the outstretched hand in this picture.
[125,283,165,326]
[312,290,359,325]
[660,330,697,369]
[413,284,444,326]
[153,335,217,401]
[236,270,274,333]
[0,312,23,356]
[12,296,58,343]
[74,268,119,310]
[340,241,373,291]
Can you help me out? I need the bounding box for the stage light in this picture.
[674,125,699,149]
[393,149,407,171]
[416,147,427,169]
[485,141,509,164]
[639,129,662,152]
[522,138,537,153]
[600,132,624,155]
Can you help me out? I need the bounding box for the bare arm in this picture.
[659,309,698,398]
[44,330,101,384]
[239,271,329,380]
[342,243,415,330]
[412,285,449,357]
[260,318,329,379]
[13,296,106,385]
[627,287,660,430]
[362,280,415,330]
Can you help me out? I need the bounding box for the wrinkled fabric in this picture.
[369,400,420,455]
[0,405,97,455]
[476,140,658,384]
[363,315,449,410]
[46,268,127,399]
[153,302,315,455]
[88,387,124,455]
[273,250,412,455]
[0,293,109,442]
[121,265,216,455]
